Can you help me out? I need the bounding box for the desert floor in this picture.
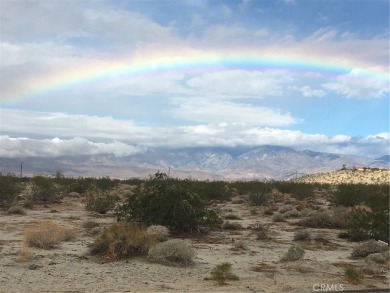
[0,183,389,293]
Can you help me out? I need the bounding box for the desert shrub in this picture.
[347,207,389,242]
[281,245,305,262]
[92,176,119,191]
[344,266,362,284]
[233,240,248,250]
[116,172,221,233]
[274,182,315,200]
[314,233,327,242]
[351,240,388,258]
[231,198,245,204]
[83,220,100,230]
[222,221,242,230]
[67,177,95,194]
[147,239,195,266]
[230,181,271,196]
[248,190,271,206]
[272,212,284,222]
[210,262,239,285]
[331,184,389,209]
[90,222,154,260]
[30,175,61,203]
[365,252,388,264]
[283,208,301,218]
[293,230,311,241]
[146,225,170,242]
[192,180,232,201]
[7,205,26,215]
[299,208,348,229]
[264,206,277,216]
[279,205,293,214]
[0,175,22,207]
[18,242,33,262]
[85,191,119,214]
[362,259,381,275]
[252,223,271,240]
[24,221,75,249]
[224,213,242,220]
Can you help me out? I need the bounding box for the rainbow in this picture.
[1,50,388,103]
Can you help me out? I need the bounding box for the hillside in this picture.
[295,169,390,185]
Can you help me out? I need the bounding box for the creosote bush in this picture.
[281,244,305,262]
[24,221,75,249]
[116,172,221,233]
[210,262,239,285]
[90,222,155,260]
[347,207,389,242]
[147,239,195,266]
[0,175,22,207]
[85,190,119,214]
[30,175,61,203]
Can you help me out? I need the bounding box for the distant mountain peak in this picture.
[0,145,388,180]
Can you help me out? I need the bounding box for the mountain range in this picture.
[0,145,388,180]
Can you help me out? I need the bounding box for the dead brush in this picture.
[90,222,156,260]
[23,221,75,249]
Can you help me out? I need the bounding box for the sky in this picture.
[0,0,389,159]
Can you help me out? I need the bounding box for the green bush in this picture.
[344,266,362,284]
[331,184,389,209]
[0,175,22,207]
[30,175,61,203]
[274,182,316,200]
[147,239,195,266]
[210,262,239,285]
[85,191,119,214]
[90,222,155,260]
[116,172,222,233]
[347,207,389,242]
[248,192,270,206]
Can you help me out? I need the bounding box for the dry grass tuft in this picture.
[23,221,75,249]
[18,241,33,262]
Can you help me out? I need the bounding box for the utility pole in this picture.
[20,162,23,178]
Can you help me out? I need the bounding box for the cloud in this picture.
[171,98,298,126]
[300,86,326,97]
[322,68,389,99]
[0,109,388,158]
[186,70,286,98]
[0,136,143,158]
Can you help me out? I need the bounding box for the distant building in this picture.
[353,166,365,172]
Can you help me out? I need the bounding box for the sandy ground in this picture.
[0,184,389,293]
